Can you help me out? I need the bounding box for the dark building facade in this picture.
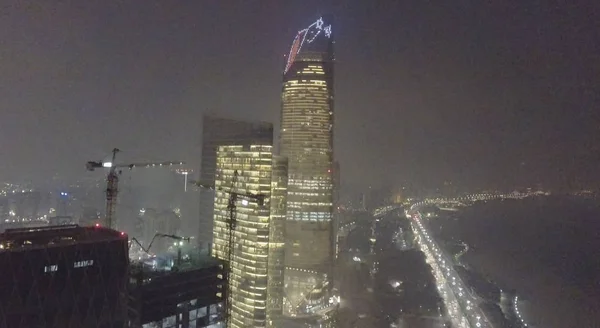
[128,255,226,328]
[0,225,129,328]
[198,115,273,246]
[279,16,337,319]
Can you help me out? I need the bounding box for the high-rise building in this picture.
[332,161,340,209]
[199,115,273,247]
[128,251,226,328]
[0,225,129,328]
[332,161,341,259]
[279,16,337,318]
[267,156,288,327]
[212,145,287,328]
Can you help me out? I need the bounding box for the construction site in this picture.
[86,148,231,328]
[0,148,231,328]
[84,146,282,328]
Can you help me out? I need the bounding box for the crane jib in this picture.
[86,148,185,230]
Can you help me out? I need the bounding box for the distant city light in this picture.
[390,280,401,288]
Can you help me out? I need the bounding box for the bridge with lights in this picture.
[371,191,539,219]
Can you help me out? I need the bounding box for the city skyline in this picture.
[0,3,599,328]
[2,1,598,192]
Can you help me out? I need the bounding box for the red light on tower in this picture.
[120,232,126,236]
[95,223,100,228]
[327,169,331,173]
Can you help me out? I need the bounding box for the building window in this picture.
[44,264,58,273]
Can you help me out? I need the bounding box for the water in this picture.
[439,197,600,328]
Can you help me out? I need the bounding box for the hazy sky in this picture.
[1,1,598,191]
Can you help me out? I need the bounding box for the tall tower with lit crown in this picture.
[279,15,337,322]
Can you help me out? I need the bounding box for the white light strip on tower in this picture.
[284,17,331,74]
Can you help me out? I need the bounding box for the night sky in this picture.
[1,1,599,191]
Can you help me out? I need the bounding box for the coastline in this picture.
[450,197,600,328]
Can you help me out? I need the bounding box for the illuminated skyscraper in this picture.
[279,16,337,319]
[212,145,287,328]
[199,115,273,247]
[267,156,288,327]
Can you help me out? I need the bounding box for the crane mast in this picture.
[225,170,238,327]
[86,148,184,230]
[105,148,120,230]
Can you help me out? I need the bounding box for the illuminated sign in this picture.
[74,260,94,268]
[284,17,332,74]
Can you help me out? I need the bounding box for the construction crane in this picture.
[86,148,184,230]
[192,170,266,327]
[129,233,191,268]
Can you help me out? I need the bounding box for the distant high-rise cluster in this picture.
[203,15,336,328]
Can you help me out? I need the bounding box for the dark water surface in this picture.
[439,197,600,328]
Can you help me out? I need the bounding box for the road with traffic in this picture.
[409,208,494,328]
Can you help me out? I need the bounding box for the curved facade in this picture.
[279,16,335,316]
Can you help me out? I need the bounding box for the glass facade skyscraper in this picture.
[267,156,288,327]
[279,16,336,318]
[211,145,287,328]
[199,115,273,247]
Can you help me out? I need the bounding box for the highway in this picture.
[409,209,494,328]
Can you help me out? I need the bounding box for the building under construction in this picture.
[0,224,227,328]
[128,250,227,328]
